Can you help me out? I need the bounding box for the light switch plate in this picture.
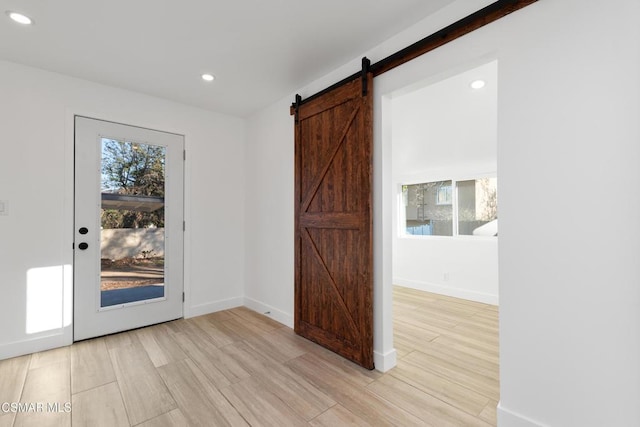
[0,200,7,215]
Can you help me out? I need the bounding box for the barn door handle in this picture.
[78,242,89,250]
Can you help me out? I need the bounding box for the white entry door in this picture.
[74,116,184,341]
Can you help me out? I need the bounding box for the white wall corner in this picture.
[374,348,397,373]
[243,297,294,328]
[184,296,244,319]
[497,402,547,427]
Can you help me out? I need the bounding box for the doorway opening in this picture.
[385,60,500,421]
[390,60,499,303]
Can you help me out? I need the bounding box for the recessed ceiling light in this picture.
[470,80,486,90]
[201,74,215,82]
[6,11,33,25]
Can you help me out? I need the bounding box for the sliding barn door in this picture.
[294,71,373,369]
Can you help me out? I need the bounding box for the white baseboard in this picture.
[374,348,397,372]
[243,297,294,328]
[394,278,499,305]
[185,296,244,318]
[0,330,71,361]
[497,402,547,427]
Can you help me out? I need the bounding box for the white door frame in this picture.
[73,116,185,341]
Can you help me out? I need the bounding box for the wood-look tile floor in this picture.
[0,287,499,426]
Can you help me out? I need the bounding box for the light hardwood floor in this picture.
[0,287,499,426]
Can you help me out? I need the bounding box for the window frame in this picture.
[399,173,497,239]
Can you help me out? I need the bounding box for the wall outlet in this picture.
[0,200,7,216]
[443,272,449,282]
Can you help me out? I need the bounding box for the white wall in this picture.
[394,237,498,304]
[244,99,295,326]
[0,60,246,359]
[495,1,640,425]
[246,0,640,425]
[391,60,499,304]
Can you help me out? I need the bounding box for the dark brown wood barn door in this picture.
[294,66,373,369]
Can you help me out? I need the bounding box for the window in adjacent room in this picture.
[402,177,497,237]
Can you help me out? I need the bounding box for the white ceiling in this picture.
[0,0,459,117]
[392,60,498,180]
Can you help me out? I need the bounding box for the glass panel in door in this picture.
[100,139,166,307]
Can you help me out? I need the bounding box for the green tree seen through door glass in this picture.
[101,139,166,229]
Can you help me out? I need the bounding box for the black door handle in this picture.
[79,227,89,235]
[78,242,89,250]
